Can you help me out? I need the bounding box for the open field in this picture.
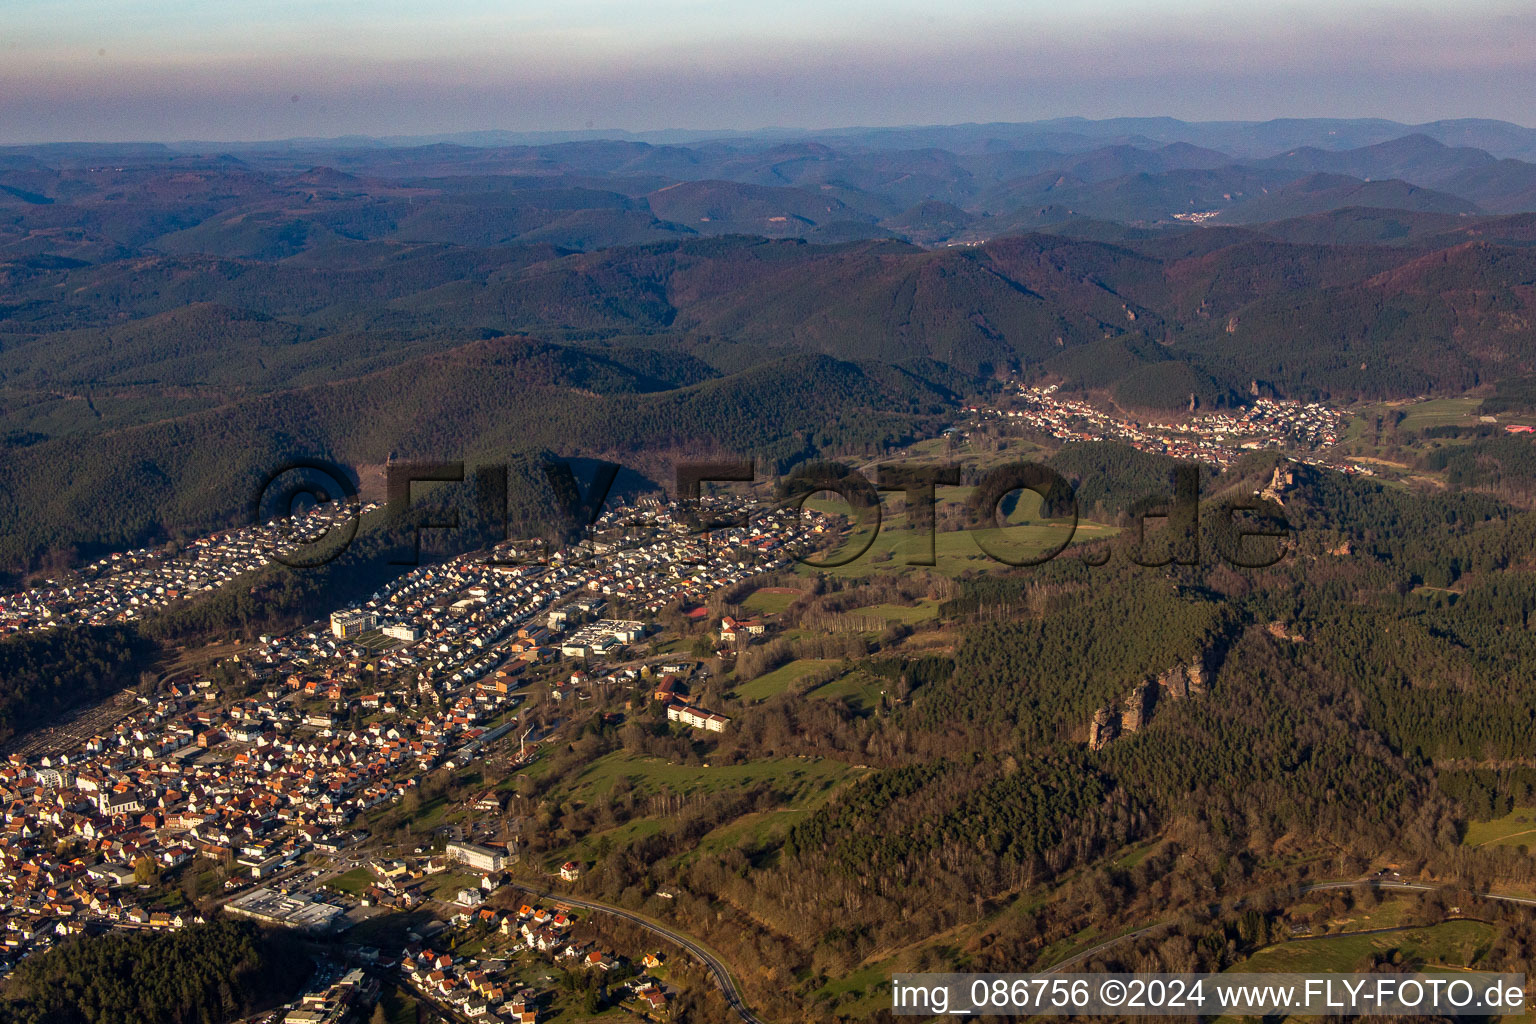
[549,751,873,874]
[741,587,805,615]
[556,816,666,865]
[806,669,888,708]
[731,658,839,701]
[684,809,805,858]
[1235,919,1494,973]
[795,512,1115,579]
[1462,806,1536,848]
[379,985,421,1024]
[844,598,945,625]
[896,435,1050,468]
[1393,397,1486,432]
[561,750,859,805]
[813,962,893,1015]
[671,772,866,867]
[1341,399,1493,486]
[423,870,482,901]
[797,480,1116,579]
[1285,894,1414,934]
[1352,397,1486,436]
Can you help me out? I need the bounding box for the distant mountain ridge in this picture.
[12,122,1536,252]
[83,116,1535,162]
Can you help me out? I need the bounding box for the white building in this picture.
[666,703,729,733]
[330,609,377,640]
[445,840,507,872]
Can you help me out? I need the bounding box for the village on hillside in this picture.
[968,383,1366,473]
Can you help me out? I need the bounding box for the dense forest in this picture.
[0,918,308,1024]
[0,338,951,576]
[0,626,152,743]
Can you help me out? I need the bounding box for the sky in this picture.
[2,0,1535,143]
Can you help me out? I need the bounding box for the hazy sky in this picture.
[3,0,1535,143]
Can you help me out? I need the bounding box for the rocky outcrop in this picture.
[1119,681,1151,733]
[1088,656,1210,750]
[1088,707,1118,751]
[1266,620,1306,642]
[1154,659,1207,699]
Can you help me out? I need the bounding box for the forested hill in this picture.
[0,338,951,573]
[9,226,1536,411]
[0,625,152,744]
[10,129,1536,577]
[6,226,1536,574]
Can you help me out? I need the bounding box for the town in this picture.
[0,493,835,1021]
[968,383,1369,474]
[0,499,377,636]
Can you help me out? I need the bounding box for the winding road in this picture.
[395,873,1529,1024]
[508,883,769,1024]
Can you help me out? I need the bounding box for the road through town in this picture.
[508,884,769,1024]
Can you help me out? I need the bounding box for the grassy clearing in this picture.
[732,658,838,701]
[330,866,373,896]
[813,962,893,1015]
[1412,584,1462,597]
[1394,397,1485,432]
[1343,398,1489,484]
[806,670,887,708]
[797,485,1117,580]
[798,516,1114,579]
[407,793,461,832]
[1236,919,1494,973]
[424,870,482,901]
[742,588,804,615]
[1285,894,1414,935]
[1354,397,1485,434]
[685,809,804,857]
[897,435,1050,468]
[1112,839,1160,870]
[670,799,854,872]
[561,750,858,805]
[1462,806,1536,848]
[379,984,421,1024]
[557,817,665,864]
[849,598,945,625]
